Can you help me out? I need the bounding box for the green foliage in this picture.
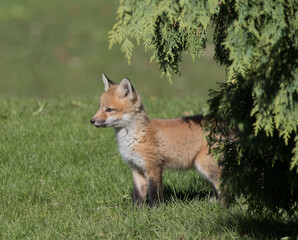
[208,0,298,217]
[109,0,220,79]
[207,79,298,217]
[109,0,298,216]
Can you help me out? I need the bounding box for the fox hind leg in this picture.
[194,154,221,201]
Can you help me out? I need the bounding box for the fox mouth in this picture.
[94,124,106,128]
[90,119,106,128]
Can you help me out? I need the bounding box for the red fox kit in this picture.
[91,74,221,207]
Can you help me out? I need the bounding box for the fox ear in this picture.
[102,73,115,91]
[116,78,136,100]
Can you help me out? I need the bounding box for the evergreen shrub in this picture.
[109,0,298,216]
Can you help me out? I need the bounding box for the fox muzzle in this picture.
[90,118,106,128]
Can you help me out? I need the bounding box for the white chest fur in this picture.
[115,127,145,172]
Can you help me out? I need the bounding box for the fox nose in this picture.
[90,119,95,125]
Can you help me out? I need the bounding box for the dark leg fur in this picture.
[210,185,219,202]
[147,179,158,207]
[147,178,163,207]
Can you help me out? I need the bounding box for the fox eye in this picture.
[105,107,114,113]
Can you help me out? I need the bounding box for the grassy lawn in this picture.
[0,0,297,239]
[0,97,297,239]
[0,0,224,98]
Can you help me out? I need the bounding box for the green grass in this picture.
[1,97,297,239]
[0,0,225,98]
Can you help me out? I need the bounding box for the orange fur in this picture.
[91,74,221,207]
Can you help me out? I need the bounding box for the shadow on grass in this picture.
[162,183,212,203]
[215,212,298,239]
[161,184,298,239]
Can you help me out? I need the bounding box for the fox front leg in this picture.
[132,170,147,207]
[146,168,163,207]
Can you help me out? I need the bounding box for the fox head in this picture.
[90,74,143,128]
